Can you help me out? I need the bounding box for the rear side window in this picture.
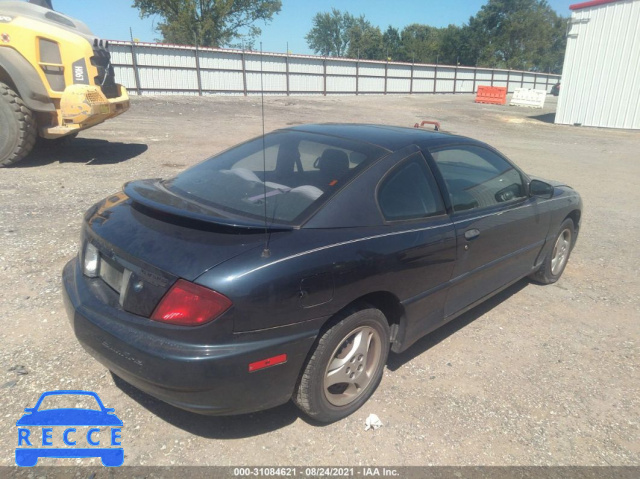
[430,146,526,212]
[377,154,444,221]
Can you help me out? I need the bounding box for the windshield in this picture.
[164,130,388,225]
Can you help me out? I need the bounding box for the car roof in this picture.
[283,123,483,152]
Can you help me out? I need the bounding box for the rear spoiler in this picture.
[124,179,294,231]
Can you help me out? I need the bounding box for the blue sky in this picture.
[51,0,577,54]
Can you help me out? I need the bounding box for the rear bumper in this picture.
[62,258,320,415]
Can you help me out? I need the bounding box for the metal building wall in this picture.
[109,41,560,98]
[555,0,640,129]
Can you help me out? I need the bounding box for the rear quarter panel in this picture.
[195,223,457,333]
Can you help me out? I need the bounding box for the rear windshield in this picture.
[164,130,388,225]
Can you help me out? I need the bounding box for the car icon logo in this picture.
[15,390,123,467]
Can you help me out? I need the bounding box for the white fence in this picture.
[109,41,561,97]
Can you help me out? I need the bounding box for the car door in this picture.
[427,144,549,317]
[372,149,457,346]
[266,146,457,347]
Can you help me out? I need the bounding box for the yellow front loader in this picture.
[0,0,129,166]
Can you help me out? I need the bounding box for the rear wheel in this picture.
[294,308,390,423]
[531,218,575,284]
[0,82,37,167]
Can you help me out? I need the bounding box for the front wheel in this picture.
[293,308,390,423]
[531,218,575,284]
[0,82,37,167]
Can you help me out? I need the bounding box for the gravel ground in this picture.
[0,94,638,468]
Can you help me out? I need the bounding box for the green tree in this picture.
[537,14,567,72]
[347,19,384,60]
[132,0,282,48]
[305,1,566,72]
[468,0,566,72]
[399,24,442,64]
[382,26,402,61]
[437,25,463,65]
[305,9,356,57]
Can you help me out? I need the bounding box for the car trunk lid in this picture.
[84,185,273,317]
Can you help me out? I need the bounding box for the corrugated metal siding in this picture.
[326,61,356,76]
[457,69,475,80]
[327,76,356,93]
[388,78,411,93]
[475,69,493,81]
[413,66,436,79]
[389,65,412,78]
[199,51,242,70]
[494,71,509,82]
[556,0,640,129]
[138,67,199,92]
[359,64,385,77]
[456,80,475,93]
[412,79,435,93]
[359,77,385,93]
[108,42,560,97]
[113,66,136,89]
[436,79,455,92]
[201,70,243,92]
[288,58,323,74]
[509,73,523,92]
[245,55,287,73]
[289,74,323,92]
[437,67,456,79]
[246,72,286,92]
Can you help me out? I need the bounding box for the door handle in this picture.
[464,229,480,240]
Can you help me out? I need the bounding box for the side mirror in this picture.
[529,179,554,199]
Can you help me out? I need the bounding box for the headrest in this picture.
[315,149,349,174]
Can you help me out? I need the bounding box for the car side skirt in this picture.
[393,273,533,354]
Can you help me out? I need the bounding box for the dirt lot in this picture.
[1,93,639,467]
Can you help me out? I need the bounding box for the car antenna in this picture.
[259,41,271,259]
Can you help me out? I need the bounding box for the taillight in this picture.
[151,280,232,326]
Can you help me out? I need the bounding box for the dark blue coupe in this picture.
[63,124,582,422]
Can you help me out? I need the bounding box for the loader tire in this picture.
[0,82,37,167]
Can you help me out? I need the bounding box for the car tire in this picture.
[0,82,37,167]
[293,307,390,423]
[531,218,575,284]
